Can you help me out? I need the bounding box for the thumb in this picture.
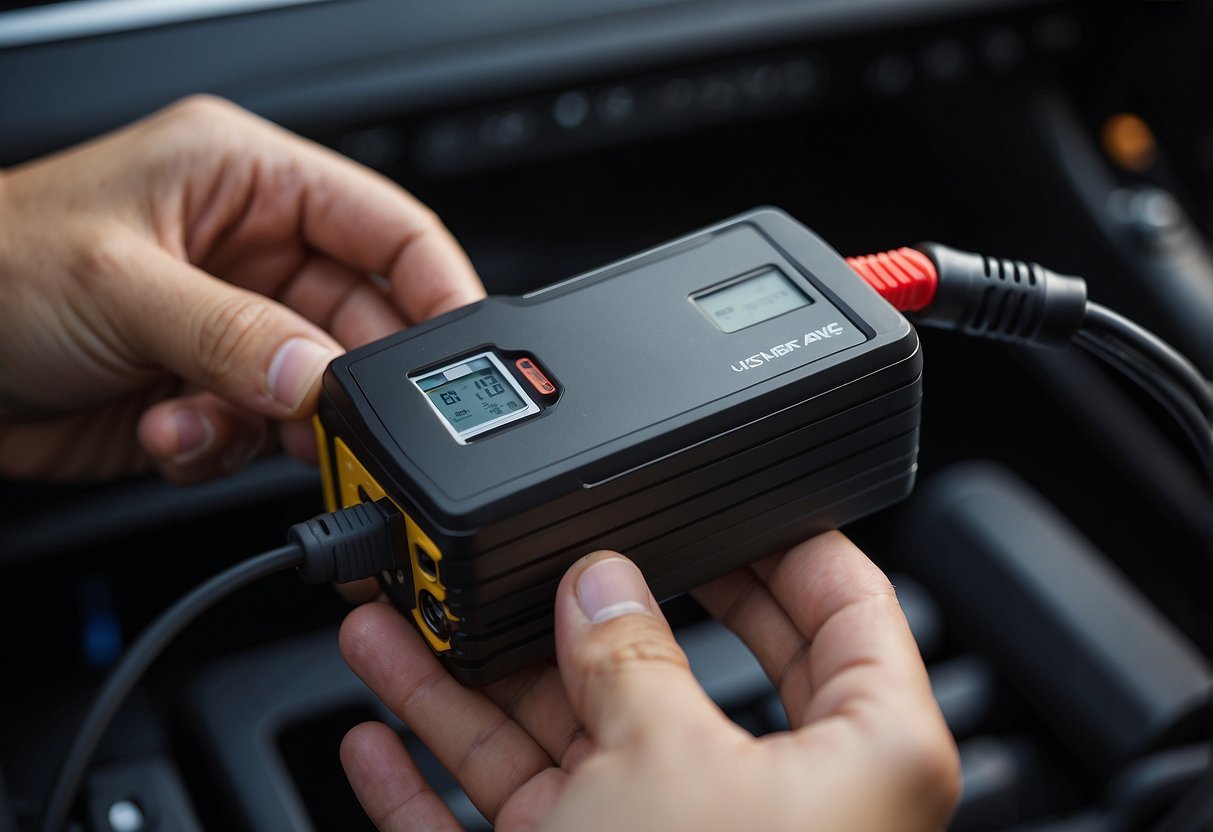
[554,552,723,751]
[114,242,342,419]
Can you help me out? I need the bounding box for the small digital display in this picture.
[692,266,811,333]
[412,352,538,442]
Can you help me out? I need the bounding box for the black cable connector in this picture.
[848,242,1212,483]
[291,498,406,586]
[913,242,1089,347]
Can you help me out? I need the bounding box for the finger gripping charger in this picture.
[313,207,922,685]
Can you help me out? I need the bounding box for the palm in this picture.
[338,534,957,831]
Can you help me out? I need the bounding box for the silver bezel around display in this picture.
[410,350,539,444]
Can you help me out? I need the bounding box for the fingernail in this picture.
[267,338,334,411]
[576,557,652,624]
[171,410,213,463]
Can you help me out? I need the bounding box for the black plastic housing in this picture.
[316,207,923,684]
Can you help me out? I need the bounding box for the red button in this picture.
[516,358,556,395]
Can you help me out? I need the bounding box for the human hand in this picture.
[0,95,483,482]
[339,532,961,831]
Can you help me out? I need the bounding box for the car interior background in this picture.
[0,1,1210,830]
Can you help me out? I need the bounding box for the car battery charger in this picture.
[313,207,922,685]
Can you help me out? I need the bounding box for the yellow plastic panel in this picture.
[330,436,457,652]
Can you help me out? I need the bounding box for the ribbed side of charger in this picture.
[437,370,922,682]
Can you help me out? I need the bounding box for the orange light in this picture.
[1101,113,1157,172]
[516,358,556,395]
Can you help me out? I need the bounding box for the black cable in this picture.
[886,241,1213,476]
[1084,301,1213,420]
[890,244,1213,436]
[38,499,404,831]
[1075,330,1213,483]
[1074,330,1211,460]
[38,544,303,832]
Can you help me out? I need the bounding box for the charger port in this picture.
[418,590,450,642]
[414,545,438,580]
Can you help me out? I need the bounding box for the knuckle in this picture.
[897,724,963,820]
[192,295,275,384]
[402,205,452,256]
[70,226,139,291]
[166,93,240,125]
[141,95,251,178]
[414,202,443,231]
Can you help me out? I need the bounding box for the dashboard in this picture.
[1,1,1210,831]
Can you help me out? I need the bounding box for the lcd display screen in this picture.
[692,266,811,333]
[412,352,539,442]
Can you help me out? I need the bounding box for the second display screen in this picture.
[692,266,812,333]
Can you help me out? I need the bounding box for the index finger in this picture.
[695,532,959,825]
[180,97,486,323]
[297,148,485,323]
[291,141,486,323]
[778,533,933,722]
[339,602,552,823]
[695,532,936,727]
